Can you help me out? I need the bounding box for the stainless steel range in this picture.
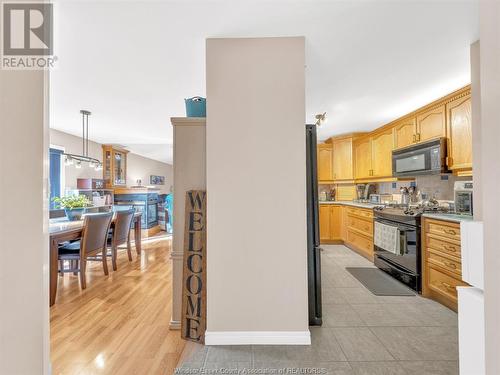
[373,204,449,292]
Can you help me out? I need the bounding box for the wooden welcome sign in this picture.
[181,190,207,343]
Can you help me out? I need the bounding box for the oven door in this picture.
[374,218,421,291]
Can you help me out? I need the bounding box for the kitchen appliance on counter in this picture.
[356,183,376,202]
[373,203,450,292]
[454,181,473,215]
[392,138,448,177]
[369,194,393,205]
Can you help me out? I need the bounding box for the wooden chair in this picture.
[58,212,113,289]
[108,209,135,271]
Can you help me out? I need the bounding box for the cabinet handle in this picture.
[443,245,457,252]
[413,134,416,143]
[417,133,421,142]
[443,261,457,269]
[444,229,457,235]
[441,281,455,291]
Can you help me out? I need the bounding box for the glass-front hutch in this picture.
[102,145,129,188]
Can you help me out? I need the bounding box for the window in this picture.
[49,147,64,209]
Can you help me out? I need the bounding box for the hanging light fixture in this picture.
[63,110,103,171]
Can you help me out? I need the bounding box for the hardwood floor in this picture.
[50,234,185,375]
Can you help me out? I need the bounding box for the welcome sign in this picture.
[181,190,207,343]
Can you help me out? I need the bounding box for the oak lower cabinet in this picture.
[344,207,374,260]
[318,143,334,183]
[422,218,468,311]
[446,93,472,171]
[319,204,343,243]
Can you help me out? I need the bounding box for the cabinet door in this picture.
[394,117,416,149]
[354,137,372,179]
[446,94,472,170]
[417,105,446,143]
[317,144,333,182]
[319,205,332,242]
[332,139,353,180]
[330,205,342,241]
[371,129,394,178]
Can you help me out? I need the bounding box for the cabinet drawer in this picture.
[346,207,373,220]
[347,215,373,238]
[426,234,461,257]
[428,267,467,302]
[428,250,462,277]
[346,229,373,257]
[425,219,460,242]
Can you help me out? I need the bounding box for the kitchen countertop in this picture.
[319,201,381,209]
[422,213,474,223]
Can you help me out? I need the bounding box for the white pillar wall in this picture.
[0,71,50,373]
[479,1,500,374]
[170,117,206,329]
[205,37,309,345]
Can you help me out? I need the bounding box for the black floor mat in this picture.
[346,267,416,296]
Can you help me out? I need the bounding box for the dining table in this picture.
[48,212,142,306]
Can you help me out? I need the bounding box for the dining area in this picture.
[49,209,142,306]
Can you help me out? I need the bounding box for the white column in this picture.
[169,117,206,330]
[479,1,500,374]
[0,71,50,372]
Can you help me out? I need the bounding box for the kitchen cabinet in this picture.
[319,204,343,243]
[103,145,129,189]
[416,105,446,143]
[318,143,333,182]
[354,137,372,179]
[446,93,472,171]
[332,138,354,181]
[394,117,417,149]
[422,217,468,311]
[344,207,374,260]
[370,128,394,178]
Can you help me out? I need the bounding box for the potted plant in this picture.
[53,195,92,221]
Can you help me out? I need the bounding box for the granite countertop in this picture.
[318,201,380,209]
[422,213,474,223]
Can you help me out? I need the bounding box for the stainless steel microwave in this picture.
[392,138,448,177]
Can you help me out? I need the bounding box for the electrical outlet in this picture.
[441,175,449,180]
[392,182,397,189]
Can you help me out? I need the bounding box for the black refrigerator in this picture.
[306,124,322,326]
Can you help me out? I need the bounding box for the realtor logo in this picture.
[1,2,56,69]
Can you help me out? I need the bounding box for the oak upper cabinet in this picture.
[332,138,354,181]
[319,204,332,242]
[416,105,446,143]
[103,145,129,189]
[317,143,333,182]
[394,117,417,149]
[354,136,372,179]
[371,128,394,178]
[446,93,472,171]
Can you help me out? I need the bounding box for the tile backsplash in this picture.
[377,175,471,201]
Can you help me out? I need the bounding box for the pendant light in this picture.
[63,110,103,171]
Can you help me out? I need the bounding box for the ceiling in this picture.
[50,0,479,164]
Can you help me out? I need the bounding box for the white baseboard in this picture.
[169,319,181,330]
[204,330,311,345]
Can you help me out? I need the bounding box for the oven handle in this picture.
[376,255,415,276]
[375,218,416,232]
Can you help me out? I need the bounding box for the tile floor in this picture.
[176,245,459,374]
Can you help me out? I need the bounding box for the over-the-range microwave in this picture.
[392,138,448,177]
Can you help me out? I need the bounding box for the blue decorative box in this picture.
[185,96,206,117]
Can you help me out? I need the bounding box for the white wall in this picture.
[0,71,50,373]
[206,37,309,341]
[50,129,173,194]
[479,1,500,374]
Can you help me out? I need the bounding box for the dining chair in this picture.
[108,209,135,271]
[58,212,113,289]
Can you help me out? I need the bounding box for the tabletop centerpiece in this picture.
[53,195,92,221]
